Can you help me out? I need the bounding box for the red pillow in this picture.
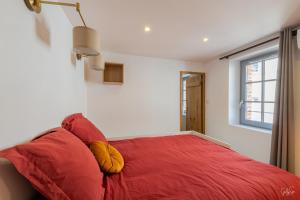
[62,113,107,145]
[0,128,103,200]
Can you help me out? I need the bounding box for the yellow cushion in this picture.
[90,141,124,173]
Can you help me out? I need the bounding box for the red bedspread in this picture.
[104,134,300,200]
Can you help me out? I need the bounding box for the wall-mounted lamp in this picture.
[24,0,102,68]
[88,54,105,71]
[73,26,99,59]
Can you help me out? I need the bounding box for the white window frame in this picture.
[240,51,278,130]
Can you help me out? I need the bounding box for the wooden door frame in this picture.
[180,71,206,133]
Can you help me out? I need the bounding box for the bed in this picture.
[0,131,300,200]
[104,132,300,200]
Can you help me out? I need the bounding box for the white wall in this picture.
[204,42,280,163]
[204,40,300,176]
[86,52,204,138]
[204,59,272,163]
[0,1,86,149]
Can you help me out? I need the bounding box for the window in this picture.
[182,78,187,116]
[240,52,278,129]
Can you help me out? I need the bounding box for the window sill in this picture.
[230,124,272,135]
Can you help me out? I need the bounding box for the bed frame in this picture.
[0,131,230,200]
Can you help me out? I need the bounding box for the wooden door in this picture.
[186,75,204,133]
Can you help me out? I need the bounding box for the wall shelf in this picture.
[103,62,124,84]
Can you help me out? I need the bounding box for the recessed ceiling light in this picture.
[144,26,151,32]
[203,37,209,42]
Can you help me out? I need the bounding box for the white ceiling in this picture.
[63,0,300,62]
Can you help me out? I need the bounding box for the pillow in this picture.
[0,128,103,200]
[62,113,107,145]
[90,141,124,173]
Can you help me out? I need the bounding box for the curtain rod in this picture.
[219,29,298,60]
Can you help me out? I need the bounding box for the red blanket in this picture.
[104,134,300,200]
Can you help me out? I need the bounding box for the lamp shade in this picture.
[88,54,105,71]
[73,26,100,56]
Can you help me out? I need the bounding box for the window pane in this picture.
[264,103,275,114]
[182,101,186,115]
[183,80,186,89]
[246,82,262,101]
[245,111,261,122]
[264,81,276,101]
[183,91,187,101]
[246,62,262,82]
[264,113,273,124]
[265,58,278,80]
[246,102,261,112]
